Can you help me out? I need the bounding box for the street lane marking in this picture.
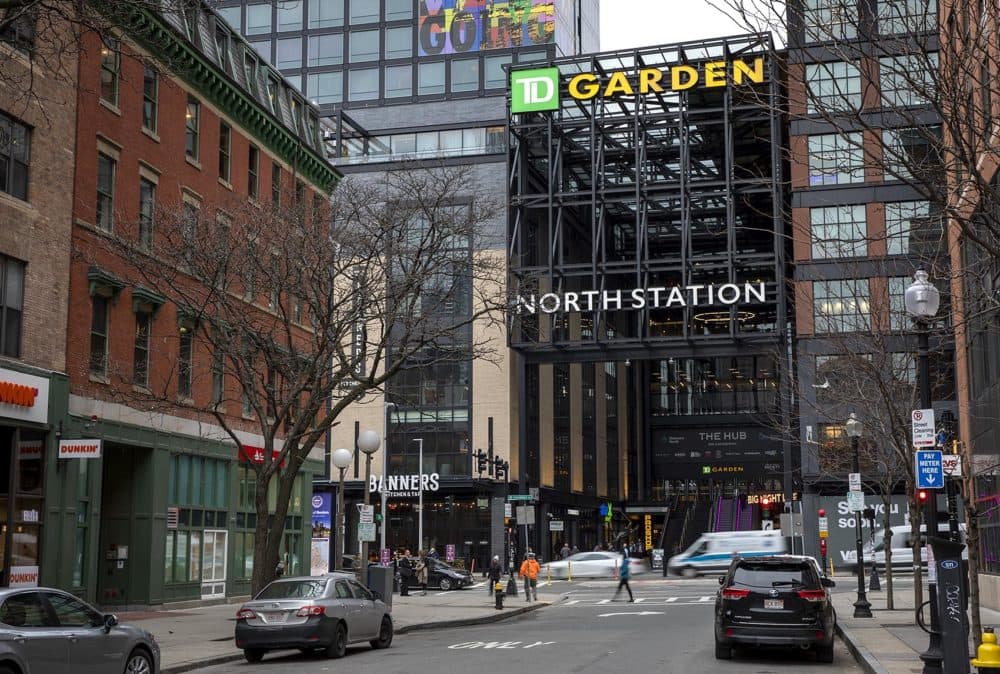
[699,596,713,602]
[449,641,556,650]
[665,597,678,602]
[597,611,665,617]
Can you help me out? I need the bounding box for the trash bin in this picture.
[367,566,394,610]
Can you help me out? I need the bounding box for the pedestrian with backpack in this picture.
[519,552,540,601]
[612,550,634,602]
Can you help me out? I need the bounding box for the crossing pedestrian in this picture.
[488,556,502,595]
[612,550,634,602]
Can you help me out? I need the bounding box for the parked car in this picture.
[714,555,837,662]
[426,559,475,590]
[669,530,787,577]
[235,573,392,663]
[0,587,160,674]
[540,551,645,579]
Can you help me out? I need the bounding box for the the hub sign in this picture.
[511,57,765,114]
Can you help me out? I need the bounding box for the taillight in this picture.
[236,608,256,620]
[797,589,827,602]
[721,588,750,599]
[296,606,326,617]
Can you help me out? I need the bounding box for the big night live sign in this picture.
[510,57,766,114]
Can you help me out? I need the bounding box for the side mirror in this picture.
[821,577,836,588]
[371,590,383,602]
[103,614,118,633]
[718,576,725,585]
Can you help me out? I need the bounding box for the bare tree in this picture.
[84,167,507,593]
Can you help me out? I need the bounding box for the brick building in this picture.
[51,1,338,605]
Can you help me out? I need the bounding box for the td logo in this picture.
[511,67,560,113]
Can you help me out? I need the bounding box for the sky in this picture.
[598,1,782,52]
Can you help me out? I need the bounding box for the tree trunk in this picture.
[964,472,982,647]
[250,469,280,596]
[910,502,924,611]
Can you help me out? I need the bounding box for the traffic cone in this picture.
[868,564,881,591]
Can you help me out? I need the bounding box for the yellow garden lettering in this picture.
[567,57,764,100]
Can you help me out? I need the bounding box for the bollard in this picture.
[494,581,505,610]
[568,561,572,582]
[869,564,881,592]
[971,626,1000,674]
[546,565,551,586]
[829,558,835,577]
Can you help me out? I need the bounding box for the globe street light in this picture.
[357,430,381,572]
[332,447,353,571]
[845,412,872,618]
[904,269,943,674]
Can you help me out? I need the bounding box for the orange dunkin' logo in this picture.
[0,381,38,408]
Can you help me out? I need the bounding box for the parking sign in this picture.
[915,450,944,489]
[912,409,936,447]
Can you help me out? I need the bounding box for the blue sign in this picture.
[311,492,332,538]
[598,503,609,518]
[915,450,944,489]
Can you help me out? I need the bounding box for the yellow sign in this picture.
[819,531,828,539]
[567,57,764,102]
[643,515,653,549]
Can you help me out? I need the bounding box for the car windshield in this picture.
[731,563,817,590]
[255,580,328,600]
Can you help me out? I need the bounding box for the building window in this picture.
[882,126,938,181]
[245,3,271,34]
[813,279,871,333]
[96,152,116,231]
[885,200,931,255]
[803,0,857,42]
[294,180,304,206]
[276,37,302,69]
[889,352,916,383]
[888,276,909,331]
[89,295,109,375]
[418,61,446,95]
[349,29,379,62]
[350,0,379,24]
[386,0,412,20]
[211,343,224,405]
[0,7,37,52]
[133,311,151,387]
[310,0,344,27]
[139,177,156,250]
[266,77,279,113]
[0,112,30,201]
[879,0,936,34]
[385,64,412,98]
[312,193,324,226]
[810,205,866,258]
[214,25,231,73]
[218,121,231,183]
[178,326,193,399]
[307,71,343,104]
[248,144,259,199]
[243,51,259,94]
[807,132,864,186]
[217,5,241,29]
[249,39,270,60]
[484,55,511,89]
[879,54,937,107]
[0,255,24,358]
[276,0,302,31]
[349,68,379,101]
[805,61,860,113]
[139,66,159,134]
[385,26,411,59]
[308,33,343,67]
[271,162,282,206]
[99,38,120,106]
[185,97,200,161]
[451,58,479,92]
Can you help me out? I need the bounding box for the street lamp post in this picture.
[905,269,943,674]
[357,430,381,572]
[332,447,354,571]
[380,402,396,555]
[845,412,872,618]
[413,438,424,552]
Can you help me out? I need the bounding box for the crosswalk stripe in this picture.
[699,596,713,602]
[666,597,678,602]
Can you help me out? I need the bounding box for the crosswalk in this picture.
[556,594,716,607]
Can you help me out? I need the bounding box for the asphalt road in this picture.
[192,577,861,674]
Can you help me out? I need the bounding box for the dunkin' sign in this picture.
[9,566,39,588]
[58,439,103,459]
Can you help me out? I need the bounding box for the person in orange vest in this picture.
[519,552,540,602]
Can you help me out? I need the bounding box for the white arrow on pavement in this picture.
[597,611,665,617]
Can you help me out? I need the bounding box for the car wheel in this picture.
[326,622,348,659]
[682,566,698,578]
[125,648,154,674]
[714,639,732,660]
[816,644,835,663]
[243,649,265,664]
[440,577,453,591]
[370,615,394,650]
[0,666,14,674]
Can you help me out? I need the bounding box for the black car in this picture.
[714,555,837,662]
[426,559,474,590]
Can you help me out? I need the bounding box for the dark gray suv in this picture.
[0,587,159,673]
[714,555,837,662]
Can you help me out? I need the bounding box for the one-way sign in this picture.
[915,450,944,489]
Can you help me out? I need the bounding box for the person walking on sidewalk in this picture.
[488,556,502,595]
[398,549,413,596]
[519,552,540,601]
[612,550,634,602]
[415,550,429,596]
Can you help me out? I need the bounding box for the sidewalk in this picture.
[121,584,554,673]
[831,575,1000,674]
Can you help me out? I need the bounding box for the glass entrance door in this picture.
[201,530,227,599]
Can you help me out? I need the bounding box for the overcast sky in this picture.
[599,1,782,52]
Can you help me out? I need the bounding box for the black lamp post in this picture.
[845,412,872,618]
[905,269,943,674]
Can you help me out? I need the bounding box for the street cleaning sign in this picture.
[911,408,936,447]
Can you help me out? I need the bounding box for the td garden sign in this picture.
[511,57,765,113]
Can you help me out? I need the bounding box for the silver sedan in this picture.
[541,551,647,579]
[0,587,159,674]
[235,573,393,663]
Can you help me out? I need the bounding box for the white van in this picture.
[667,530,787,577]
[846,524,967,571]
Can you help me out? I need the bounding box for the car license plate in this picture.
[764,599,783,609]
[263,612,287,624]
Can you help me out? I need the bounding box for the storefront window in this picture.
[0,428,45,586]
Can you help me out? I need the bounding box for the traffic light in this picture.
[494,460,508,481]
[476,450,487,475]
[917,489,930,504]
